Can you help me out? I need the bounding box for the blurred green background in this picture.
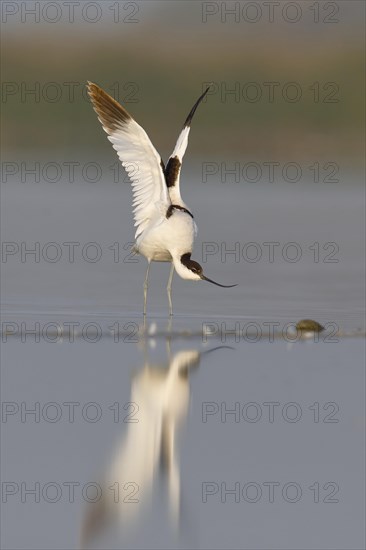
[1,0,365,169]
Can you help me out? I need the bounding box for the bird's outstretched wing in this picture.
[164,86,211,205]
[87,82,170,239]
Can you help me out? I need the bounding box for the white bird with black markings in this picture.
[87,82,236,315]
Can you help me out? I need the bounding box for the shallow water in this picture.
[1,175,365,549]
[2,175,365,327]
[1,325,365,549]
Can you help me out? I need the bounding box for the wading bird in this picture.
[87,82,236,315]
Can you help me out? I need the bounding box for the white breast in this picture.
[136,210,197,262]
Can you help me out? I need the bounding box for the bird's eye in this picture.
[191,263,202,275]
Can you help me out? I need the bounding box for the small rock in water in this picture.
[296,319,324,333]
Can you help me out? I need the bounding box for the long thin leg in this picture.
[166,327,172,358]
[167,263,175,317]
[143,260,151,317]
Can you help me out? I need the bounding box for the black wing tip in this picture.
[183,85,212,128]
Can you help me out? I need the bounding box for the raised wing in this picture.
[87,82,170,239]
[165,86,211,205]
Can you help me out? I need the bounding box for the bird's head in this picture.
[174,253,237,287]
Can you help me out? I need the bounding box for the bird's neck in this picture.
[168,188,187,208]
[172,254,197,281]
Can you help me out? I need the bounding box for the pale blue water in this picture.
[1,175,365,549]
[2,176,364,326]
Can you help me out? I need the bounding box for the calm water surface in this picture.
[1,175,365,548]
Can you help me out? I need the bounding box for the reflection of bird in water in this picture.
[110,348,200,526]
[80,342,230,549]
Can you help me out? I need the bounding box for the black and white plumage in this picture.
[87,82,236,315]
